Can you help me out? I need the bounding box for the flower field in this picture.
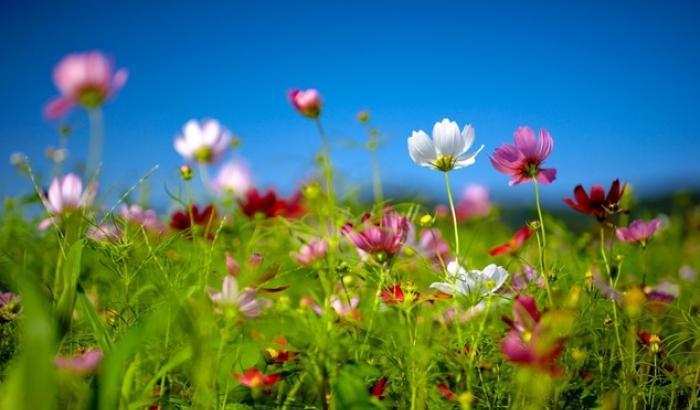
[1,51,699,410]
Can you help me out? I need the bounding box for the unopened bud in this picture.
[357,110,370,123]
[179,164,193,181]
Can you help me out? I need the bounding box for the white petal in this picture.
[61,173,83,208]
[430,281,455,295]
[407,130,437,167]
[432,118,464,157]
[201,119,222,145]
[183,120,203,146]
[47,178,63,213]
[174,137,195,158]
[453,144,484,169]
[461,124,475,153]
[446,260,466,277]
[221,275,239,302]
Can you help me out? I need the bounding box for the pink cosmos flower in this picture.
[55,349,103,376]
[174,119,231,164]
[341,208,410,261]
[211,160,253,196]
[39,173,97,230]
[235,368,282,390]
[454,184,491,220]
[304,295,359,319]
[45,51,128,119]
[616,219,662,246]
[290,238,329,266]
[511,265,545,292]
[490,127,556,186]
[414,228,451,268]
[207,275,270,318]
[120,204,166,233]
[288,88,322,119]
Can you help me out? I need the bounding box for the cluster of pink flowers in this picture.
[342,208,411,261]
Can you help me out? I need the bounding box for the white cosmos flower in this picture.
[408,118,484,172]
[174,119,231,164]
[430,261,509,297]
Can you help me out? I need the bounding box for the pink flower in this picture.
[55,349,103,376]
[290,238,329,266]
[39,173,97,230]
[455,184,491,220]
[120,204,166,233]
[211,160,253,196]
[616,219,662,246]
[45,51,128,118]
[490,127,556,186]
[304,295,359,318]
[235,368,282,390]
[207,275,270,318]
[174,119,231,164]
[342,208,410,261]
[288,88,322,119]
[414,228,451,268]
[511,265,545,292]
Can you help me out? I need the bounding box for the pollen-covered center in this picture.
[194,146,214,163]
[432,155,457,172]
[78,87,105,109]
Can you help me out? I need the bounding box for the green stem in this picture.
[443,172,460,256]
[532,180,554,305]
[601,227,625,367]
[86,107,104,181]
[315,120,336,231]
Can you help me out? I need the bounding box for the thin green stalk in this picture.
[86,107,104,181]
[532,180,554,305]
[600,227,625,368]
[443,172,460,255]
[315,119,336,232]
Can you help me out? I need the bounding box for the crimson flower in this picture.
[437,383,457,401]
[370,377,388,400]
[238,188,304,219]
[563,179,626,221]
[490,127,556,186]
[489,225,535,256]
[342,208,410,261]
[264,338,298,364]
[379,284,419,305]
[235,368,282,390]
[169,204,217,235]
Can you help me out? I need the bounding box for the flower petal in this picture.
[407,130,437,167]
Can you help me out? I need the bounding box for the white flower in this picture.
[407,118,484,172]
[39,173,97,230]
[430,261,509,296]
[174,119,231,164]
[211,160,253,196]
[207,275,270,318]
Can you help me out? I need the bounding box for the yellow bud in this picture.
[179,164,193,181]
[419,213,434,227]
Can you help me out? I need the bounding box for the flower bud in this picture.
[179,164,193,181]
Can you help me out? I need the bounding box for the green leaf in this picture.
[56,239,84,336]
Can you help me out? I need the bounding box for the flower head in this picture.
[0,291,20,320]
[235,368,282,390]
[616,219,662,246]
[490,127,556,185]
[489,225,535,256]
[212,160,253,196]
[430,262,509,297]
[342,208,411,261]
[238,188,304,219]
[563,179,626,221]
[456,184,491,220]
[39,173,97,230]
[407,118,484,172]
[208,275,270,318]
[169,204,217,236]
[174,119,231,164]
[290,238,329,266]
[45,51,128,118]
[288,88,322,119]
[370,377,389,400]
[120,204,166,233]
[414,228,451,268]
[55,349,103,376]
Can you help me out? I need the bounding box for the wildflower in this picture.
[212,160,253,196]
[331,296,359,318]
[490,126,556,185]
[511,265,545,292]
[238,188,304,219]
[455,184,491,220]
[225,252,241,276]
[413,228,451,268]
[342,208,411,262]
[179,164,193,181]
[563,179,626,221]
[430,261,509,297]
[44,51,128,118]
[120,204,166,233]
[679,265,697,282]
[379,284,419,305]
[638,332,662,353]
[39,173,97,230]
[169,204,217,233]
[489,225,535,256]
[55,349,103,376]
[208,275,270,318]
[290,238,329,266]
[0,291,20,321]
[370,377,388,400]
[644,281,678,304]
[616,219,663,246]
[500,295,565,374]
[264,338,298,364]
[288,88,322,119]
[407,118,484,172]
[235,368,282,390]
[437,383,457,401]
[174,119,231,164]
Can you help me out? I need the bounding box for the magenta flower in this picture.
[290,238,329,266]
[120,204,166,233]
[490,127,556,185]
[45,51,128,119]
[39,173,97,230]
[55,349,103,376]
[342,208,410,261]
[288,88,322,119]
[616,219,662,246]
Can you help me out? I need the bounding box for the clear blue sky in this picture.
[1,0,699,206]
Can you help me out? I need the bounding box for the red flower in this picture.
[169,204,217,235]
[437,383,457,401]
[235,368,282,390]
[563,179,626,221]
[264,337,298,364]
[379,283,419,305]
[238,188,304,219]
[370,377,388,400]
[489,225,535,256]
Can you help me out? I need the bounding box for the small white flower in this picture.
[211,160,253,196]
[431,261,509,297]
[208,275,270,318]
[408,118,484,172]
[174,119,231,164]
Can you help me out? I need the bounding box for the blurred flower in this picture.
[225,252,241,276]
[305,295,359,319]
[489,225,535,256]
[212,160,253,196]
[0,291,20,320]
[431,262,509,297]
[563,179,626,221]
[490,127,556,185]
[370,377,388,400]
[407,118,484,172]
[174,119,231,164]
[121,204,166,233]
[179,164,194,181]
[169,204,217,235]
[86,224,123,242]
[638,332,662,354]
[413,228,451,268]
[500,295,565,374]
[288,88,322,119]
[39,173,97,230]
[55,349,103,376]
[342,208,410,261]
[264,337,297,364]
[238,188,304,219]
[235,368,282,390]
[679,265,697,282]
[45,51,128,118]
[511,265,545,292]
[9,152,28,168]
[290,238,328,266]
[437,383,457,401]
[455,184,491,220]
[208,275,270,318]
[379,283,419,305]
[644,281,678,303]
[616,218,663,246]
[45,147,68,164]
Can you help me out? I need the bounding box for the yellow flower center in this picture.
[432,155,457,172]
[194,147,213,163]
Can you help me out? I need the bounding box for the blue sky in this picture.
[1,0,699,207]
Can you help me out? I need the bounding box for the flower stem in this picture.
[86,107,104,181]
[532,180,554,305]
[443,172,460,256]
[315,120,336,231]
[601,227,625,365]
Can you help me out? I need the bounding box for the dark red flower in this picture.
[169,204,217,235]
[370,377,388,400]
[563,179,626,221]
[489,225,535,256]
[437,383,457,401]
[238,188,304,219]
[379,284,419,305]
[638,332,662,353]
